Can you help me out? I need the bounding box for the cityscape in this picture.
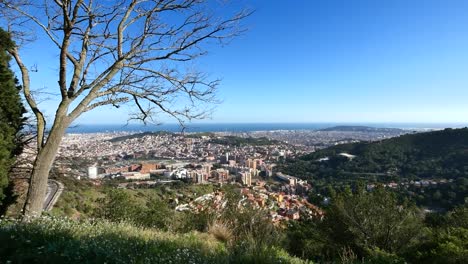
[1,0,467,263]
[26,126,412,223]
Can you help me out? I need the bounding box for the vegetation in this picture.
[280,128,468,210]
[0,185,307,263]
[50,175,215,221]
[397,178,468,210]
[3,179,467,263]
[0,28,26,205]
[43,179,300,262]
[284,185,467,263]
[0,216,301,264]
[108,131,174,143]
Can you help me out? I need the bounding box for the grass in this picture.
[208,220,234,244]
[0,216,309,264]
[49,175,217,218]
[2,177,309,263]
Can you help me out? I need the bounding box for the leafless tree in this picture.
[0,0,250,218]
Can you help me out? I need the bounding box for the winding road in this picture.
[43,180,64,211]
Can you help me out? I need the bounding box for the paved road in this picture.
[43,180,64,211]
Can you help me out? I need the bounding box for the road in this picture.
[43,180,64,211]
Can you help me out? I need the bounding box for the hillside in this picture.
[0,217,306,264]
[281,128,468,181]
[108,131,174,142]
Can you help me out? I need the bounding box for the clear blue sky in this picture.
[19,0,468,124]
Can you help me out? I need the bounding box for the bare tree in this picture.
[0,0,250,218]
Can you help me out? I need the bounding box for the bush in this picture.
[208,220,233,244]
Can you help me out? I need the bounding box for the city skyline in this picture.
[16,0,468,124]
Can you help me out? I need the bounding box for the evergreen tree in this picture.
[0,28,26,204]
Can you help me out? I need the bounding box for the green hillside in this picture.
[279,128,468,209]
[282,128,468,181]
[0,217,306,264]
[108,131,174,142]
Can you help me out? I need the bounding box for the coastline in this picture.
[65,122,467,134]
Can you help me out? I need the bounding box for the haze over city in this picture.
[18,0,468,125]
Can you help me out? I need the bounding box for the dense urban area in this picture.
[19,126,410,222]
[6,125,467,263]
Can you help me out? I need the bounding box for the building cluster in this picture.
[88,159,274,188]
[223,129,409,149]
[175,185,323,223]
[366,178,453,191]
[58,132,301,181]
[60,132,297,162]
[57,131,323,223]
[58,131,320,212]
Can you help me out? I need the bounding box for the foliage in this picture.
[108,131,174,143]
[0,216,307,263]
[92,185,290,262]
[0,28,26,204]
[208,220,234,244]
[51,176,215,220]
[94,189,175,231]
[43,175,468,263]
[283,128,468,180]
[0,216,227,263]
[364,248,406,264]
[406,206,468,263]
[285,218,328,261]
[397,178,467,210]
[285,186,424,262]
[50,176,104,219]
[280,128,468,210]
[325,186,423,255]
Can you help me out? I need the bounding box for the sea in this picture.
[65,122,468,134]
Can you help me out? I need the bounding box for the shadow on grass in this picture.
[0,182,20,216]
[0,218,308,264]
[0,220,228,264]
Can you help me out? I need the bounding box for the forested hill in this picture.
[281,128,468,181]
[108,131,173,142]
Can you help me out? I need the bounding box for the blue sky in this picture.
[18,0,468,124]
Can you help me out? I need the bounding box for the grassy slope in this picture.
[50,175,216,219]
[0,217,307,264]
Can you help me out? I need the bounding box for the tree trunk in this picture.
[23,119,68,218]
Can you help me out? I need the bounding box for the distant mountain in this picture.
[282,127,468,181]
[318,125,404,133]
[108,131,173,142]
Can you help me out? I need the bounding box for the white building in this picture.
[122,172,150,180]
[88,166,98,179]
